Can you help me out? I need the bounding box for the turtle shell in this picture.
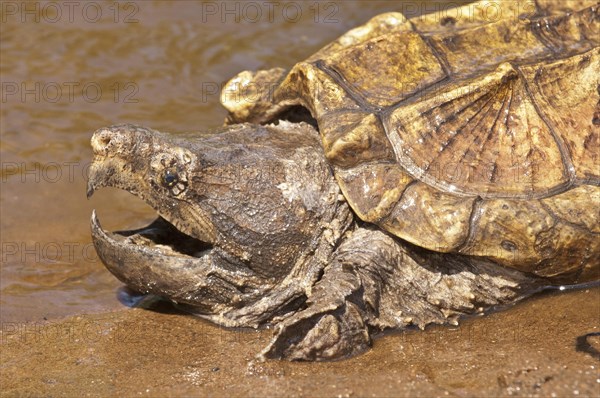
[223,1,600,282]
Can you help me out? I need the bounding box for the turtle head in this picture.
[88,123,351,326]
[88,124,217,243]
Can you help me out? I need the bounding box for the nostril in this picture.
[91,129,115,155]
[91,124,143,156]
[99,135,111,147]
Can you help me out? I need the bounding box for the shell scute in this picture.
[384,62,569,198]
[274,62,361,118]
[519,48,600,183]
[320,31,447,108]
[320,112,395,168]
[335,163,413,223]
[381,182,475,252]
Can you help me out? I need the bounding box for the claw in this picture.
[261,302,371,361]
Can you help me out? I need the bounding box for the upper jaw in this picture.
[87,155,217,247]
[86,157,136,199]
[87,124,217,245]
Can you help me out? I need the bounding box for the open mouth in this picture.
[89,206,217,302]
[89,207,224,316]
[90,210,212,260]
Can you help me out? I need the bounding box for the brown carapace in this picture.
[224,0,600,282]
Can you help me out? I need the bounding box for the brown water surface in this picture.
[1,1,598,396]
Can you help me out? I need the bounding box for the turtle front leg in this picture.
[262,227,540,361]
[260,256,372,361]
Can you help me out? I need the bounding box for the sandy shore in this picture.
[1,287,599,397]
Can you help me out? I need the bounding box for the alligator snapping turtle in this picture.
[87,0,600,361]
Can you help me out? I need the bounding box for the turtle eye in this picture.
[163,169,179,187]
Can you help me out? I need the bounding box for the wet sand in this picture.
[2,287,599,397]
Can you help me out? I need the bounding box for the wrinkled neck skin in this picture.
[88,122,352,327]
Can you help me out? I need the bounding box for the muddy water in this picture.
[1,1,598,396]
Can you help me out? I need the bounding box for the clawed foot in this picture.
[261,301,371,361]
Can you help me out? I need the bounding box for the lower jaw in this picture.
[90,210,217,309]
